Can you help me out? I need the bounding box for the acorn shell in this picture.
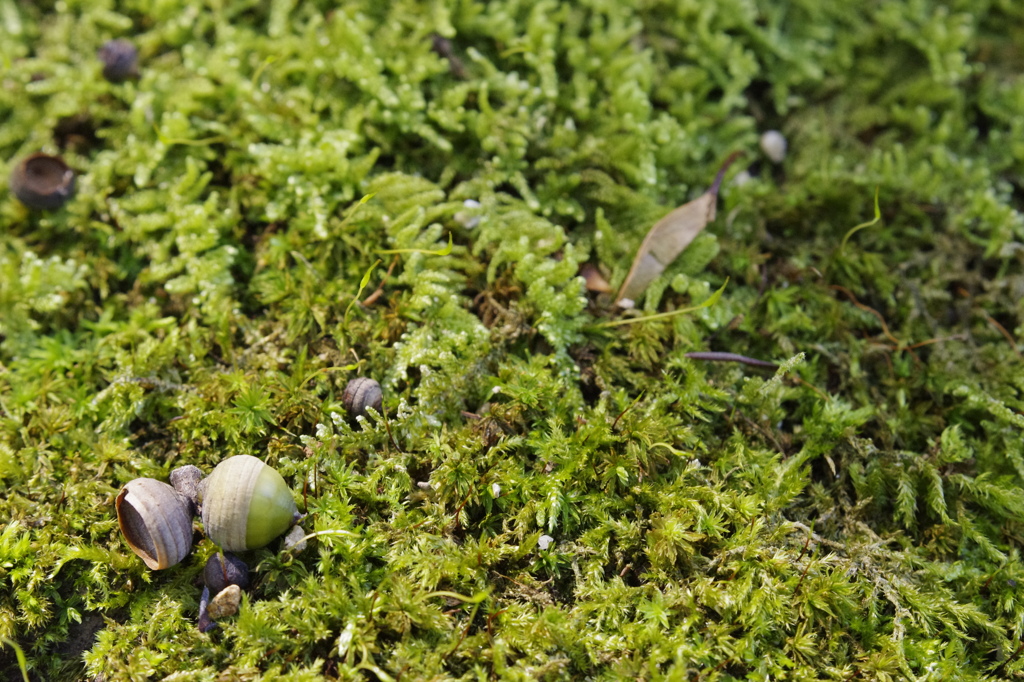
[9,153,75,210]
[201,455,297,551]
[116,478,193,570]
[342,377,382,419]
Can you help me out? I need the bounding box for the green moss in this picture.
[4,0,1024,679]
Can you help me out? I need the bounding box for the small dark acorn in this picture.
[98,39,139,83]
[342,377,383,419]
[9,153,75,210]
[199,553,249,632]
[203,552,250,594]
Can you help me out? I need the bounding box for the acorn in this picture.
[98,39,139,83]
[116,478,194,570]
[203,552,250,594]
[198,552,250,632]
[200,455,299,551]
[342,377,382,419]
[9,153,75,210]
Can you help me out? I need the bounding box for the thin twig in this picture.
[795,528,813,564]
[685,351,778,369]
[383,408,401,453]
[692,656,732,681]
[905,334,968,350]
[830,285,900,346]
[792,375,832,402]
[794,552,814,596]
[708,151,744,197]
[486,608,507,641]
[732,407,787,455]
[362,257,398,307]
[452,491,473,528]
[612,392,644,431]
[993,640,1024,678]
[982,312,1022,360]
[442,601,480,662]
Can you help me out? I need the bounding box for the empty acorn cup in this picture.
[116,478,194,570]
[9,153,75,210]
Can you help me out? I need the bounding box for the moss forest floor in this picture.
[4,1,1024,680]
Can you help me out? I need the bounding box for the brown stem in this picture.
[685,351,778,369]
[708,150,745,197]
[362,257,398,307]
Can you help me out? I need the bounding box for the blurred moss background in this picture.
[3,0,1024,679]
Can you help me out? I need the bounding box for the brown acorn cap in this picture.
[342,377,382,419]
[9,153,75,210]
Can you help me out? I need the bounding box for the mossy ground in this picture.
[3,0,1024,680]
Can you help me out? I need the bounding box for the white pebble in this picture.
[337,622,356,657]
[538,534,554,551]
[730,169,753,187]
[454,199,482,229]
[208,585,241,620]
[760,130,787,164]
[283,525,307,552]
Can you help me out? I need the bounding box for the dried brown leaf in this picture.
[615,152,741,307]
